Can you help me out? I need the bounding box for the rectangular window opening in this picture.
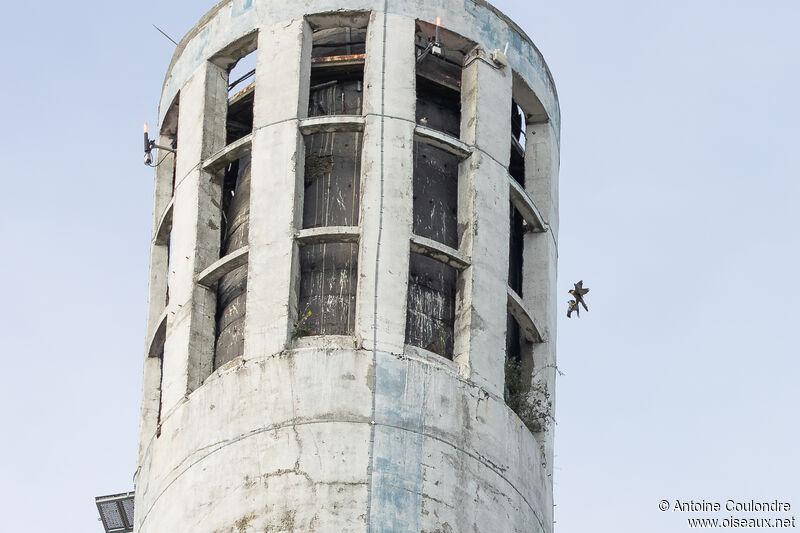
[509,203,524,296]
[405,252,457,359]
[156,348,164,437]
[303,131,362,228]
[510,100,526,187]
[170,134,179,192]
[213,155,251,369]
[160,96,180,193]
[160,99,179,308]
[166,226,174,306]
[297,26,364,337]
[309,25,366,116]
[297,242,358,336]
[412,142,459,248]
[226,49,256,144]
[415,21,474,138]
[505,313,537,430]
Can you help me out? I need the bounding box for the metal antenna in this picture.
[153,24,178,46]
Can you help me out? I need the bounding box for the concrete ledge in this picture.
[295,226,360,244]
[196,247,250,288]
[414,125,472,159]
[146,308,169,358]
[403,344,463,375]
[291,334,358,350]
[202,133,253,173]
[507,287,544,343]
[509,178,546,233]
[153,198,174,246]
[410,234,470,270]
[299,116,366,134]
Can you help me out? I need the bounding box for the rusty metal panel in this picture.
[405,252,457,359]
[298,242,358,335]
[214,156,250,369]
[412,142,459,248]
[303,131,362,228]
[509,203,524,296]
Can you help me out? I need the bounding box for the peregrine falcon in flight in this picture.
[567,299,579,318]
[567,281,590,318]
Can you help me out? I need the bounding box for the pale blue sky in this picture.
[0,1,797,531]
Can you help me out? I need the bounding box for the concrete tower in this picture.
[136,1,559,531]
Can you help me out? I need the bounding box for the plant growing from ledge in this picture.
[505,359,553,434]
[291,307,313,340]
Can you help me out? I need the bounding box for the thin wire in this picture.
[146,151,172,168]
[228,69,255,90]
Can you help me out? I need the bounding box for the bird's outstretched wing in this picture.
[573,280,589,296]
[570,281,590,312]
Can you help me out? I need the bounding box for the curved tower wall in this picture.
[136,1,560,532]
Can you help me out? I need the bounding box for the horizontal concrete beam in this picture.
[299,116,365,134]
[414,125,472,159]
[507,287,544,343]
[146,308,168,358]
[410,234,470,270]
[153,198,174,246]
[196,247,250,287]
[509,178,546,233]
[295,226,360,244]
[202,134,253,173]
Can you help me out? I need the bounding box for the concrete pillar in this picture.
[136,356,162,464]
[144,141,175,336]
[161,62,227,412]
[459,51,513,397]
[523,120,559,473]
[245,20,312,358]
[357,12,416,353]
[138,133,176,457]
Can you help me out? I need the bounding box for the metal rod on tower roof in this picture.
[153,24,178,46]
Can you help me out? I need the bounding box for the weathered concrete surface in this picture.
[458,49,514,398]
[137,348,549,532]
[519,119,559,474]
[159,0,559,142]
[138,1,560,532]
